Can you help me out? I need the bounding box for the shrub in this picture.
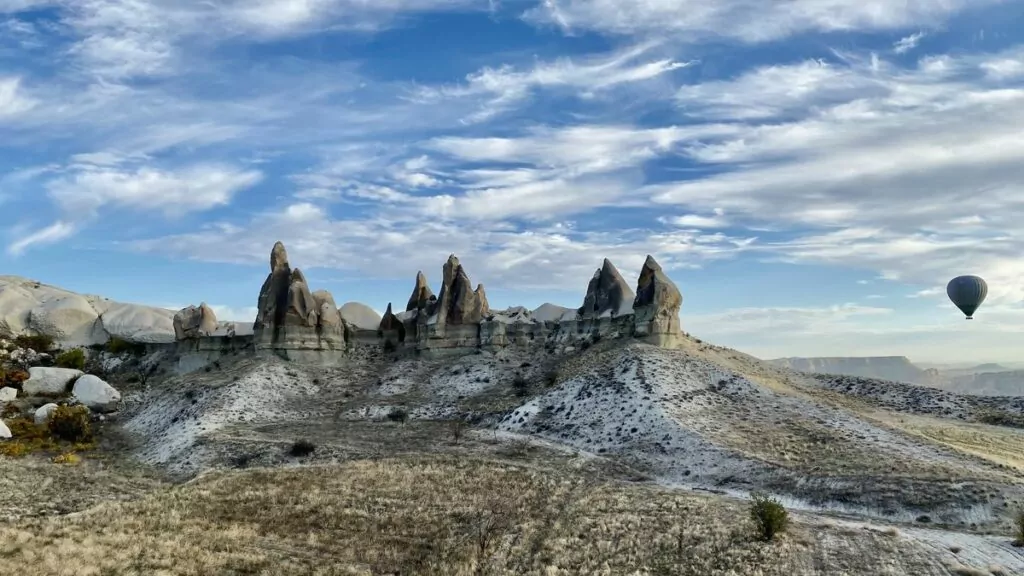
[387,407,409,424]
[544,370,559,387]
[14,334,54,353]
[580,340,591,350]
[512,375,530,397]
[3,368,29,389]
[52,452,81,465]
[450,419,468,444]
[55,348,86,371]
[976,409,1024,429]
[107,337,146,355]
[288,440,316,457]
[749,492,789,542]
[47,405,93,443]
[383,339,396,353]
[0,417,57,457]
[1014,509,1024,547]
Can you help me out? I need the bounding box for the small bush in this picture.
[544,370,559,387]
[3,368,29,389]
[387,407,409,424]
[580,340,591,350]
[52,452,81,465]
[749,492,789,542]
[1013,509,1024,547]
[383,339,396,353]
[450,419,468,444]
[976,409,1024,429]
[14,334,54,353]
[512,375,530,397]
[47,405,92,443]
[288,440,316,457]
[55,348,86,371]
[107,337,146,355]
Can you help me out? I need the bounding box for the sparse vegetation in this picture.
[1013,509,1024,547]
[14,333,54,353]
[106,337,146,355]
[512,374,530,397]
[47,405,93,443]
[387,407,409,424]
[976,409,1024,429]
[288,440,316,457]
[54,348,86,371]
[2,367,29,389]
[450,418,468,444]
[544,369,559,387]
[749,492,789,542]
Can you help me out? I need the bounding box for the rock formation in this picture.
[406,271,435,312]
[339,302,381,330]
[631,255,682,343]
[173,303,218,340]
[378,303,406,345]
[253,242,345,352]
[580,259,635,319]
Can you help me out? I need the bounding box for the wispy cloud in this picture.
[893,31,926,54]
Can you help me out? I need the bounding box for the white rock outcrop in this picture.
[0,387,16,402]
[23,367,83,396]
[0,419,10,439]
[34,402,58,425]
[0,276,177,347]
[72,374,121,412]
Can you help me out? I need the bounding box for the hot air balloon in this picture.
[947,275,987,319]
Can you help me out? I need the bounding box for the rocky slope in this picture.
[769,355,945,386]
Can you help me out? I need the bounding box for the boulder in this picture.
[0,387,16,402]
[632,255,682,340]
[406,271,435,311]
[340,302,382,331]
[23,367,83,396]
[580,259,635,319]
[72,374,121,412]
[26,293,105,345]
[0,418,10,439]
[173,303,218,340]
[34,402,58,425]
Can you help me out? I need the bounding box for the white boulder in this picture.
[35,402,58,425]
[339,302,382,330]
[23,367,83,396]
[0,419,10,439]
[72,374,121,412]
[0,387,16,402]
[93,301,175,344]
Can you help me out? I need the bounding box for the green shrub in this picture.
[55,348,86,371]
[749,492,789,542]
[512,375,530,397]
[106,337,146,355]
[47,405,93,443]
[387,407,409,424]
[288,440,316,457]
[14,334,54,353]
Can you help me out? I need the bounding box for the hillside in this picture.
[767,356,940,385]
[2,255,1024,575]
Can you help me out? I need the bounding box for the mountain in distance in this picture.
[771,356,1024,396]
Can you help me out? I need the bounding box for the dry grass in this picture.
[0,455,959,575]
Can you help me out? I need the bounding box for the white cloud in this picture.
[522,0,1001,42]
[0,77,37,118]
[412,42,692,122]
[893,31,925,54]
[686,303,893,337]
[46,163,263,218]
[661,210,728,229]
[8,220,75,255]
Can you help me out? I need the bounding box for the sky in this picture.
[1,1,1024,365]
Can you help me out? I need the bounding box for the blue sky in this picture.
[2,0,1024,364]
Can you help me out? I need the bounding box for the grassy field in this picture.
[0,452,974,576]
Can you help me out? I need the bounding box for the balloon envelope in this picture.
[946,275,987,319]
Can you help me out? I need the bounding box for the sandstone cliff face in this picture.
[173,303,218,340]
[253,242,345,351]
[580,259,635,319]
[632,255,682,340]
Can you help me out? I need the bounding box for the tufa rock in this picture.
[312,290,342,328]
[447,265,489,325]
[378,303,406,344]
[254,241,292,331]
[339,302,381,331]
[285,269,319,328]
[580,259,635,319]
[406,271,435,312]
[72,374,121,412]
[23,367,82,396]
[632,255,682,340]
[173,303,218,340]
